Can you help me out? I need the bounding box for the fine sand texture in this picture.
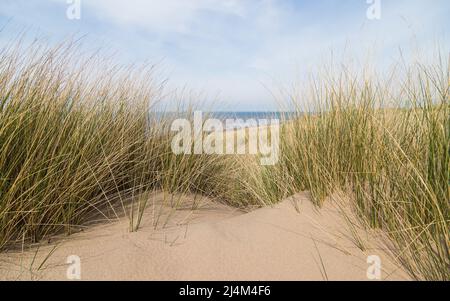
[0,192,410,280]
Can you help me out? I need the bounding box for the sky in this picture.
[0,0,449,111]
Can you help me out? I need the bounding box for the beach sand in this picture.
[0,191,409,281]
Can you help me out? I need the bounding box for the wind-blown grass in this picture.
[0,40,242,248]
[260,55,449,280]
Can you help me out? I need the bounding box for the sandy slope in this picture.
[0,192,409,280]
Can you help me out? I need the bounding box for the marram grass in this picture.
[261,57,449,280]
[0,41,244,248]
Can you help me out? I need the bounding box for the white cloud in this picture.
[82,0,248,35]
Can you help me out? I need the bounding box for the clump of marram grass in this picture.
[259,54,449,280]
[0,40,162,247]
[0,39,248,248]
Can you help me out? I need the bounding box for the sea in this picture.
[156,111,297,130]
[211,112,296,130]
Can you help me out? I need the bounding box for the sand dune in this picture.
[0,192,409,281]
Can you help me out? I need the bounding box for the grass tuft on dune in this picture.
[260,56,449,280]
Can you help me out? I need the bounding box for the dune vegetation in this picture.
[0,39,448,280]
[265,59,449,280]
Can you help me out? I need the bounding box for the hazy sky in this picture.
[0,0,449,110]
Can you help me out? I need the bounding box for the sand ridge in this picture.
[0,192,409,280]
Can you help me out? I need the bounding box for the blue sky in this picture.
[0,0,449,111]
